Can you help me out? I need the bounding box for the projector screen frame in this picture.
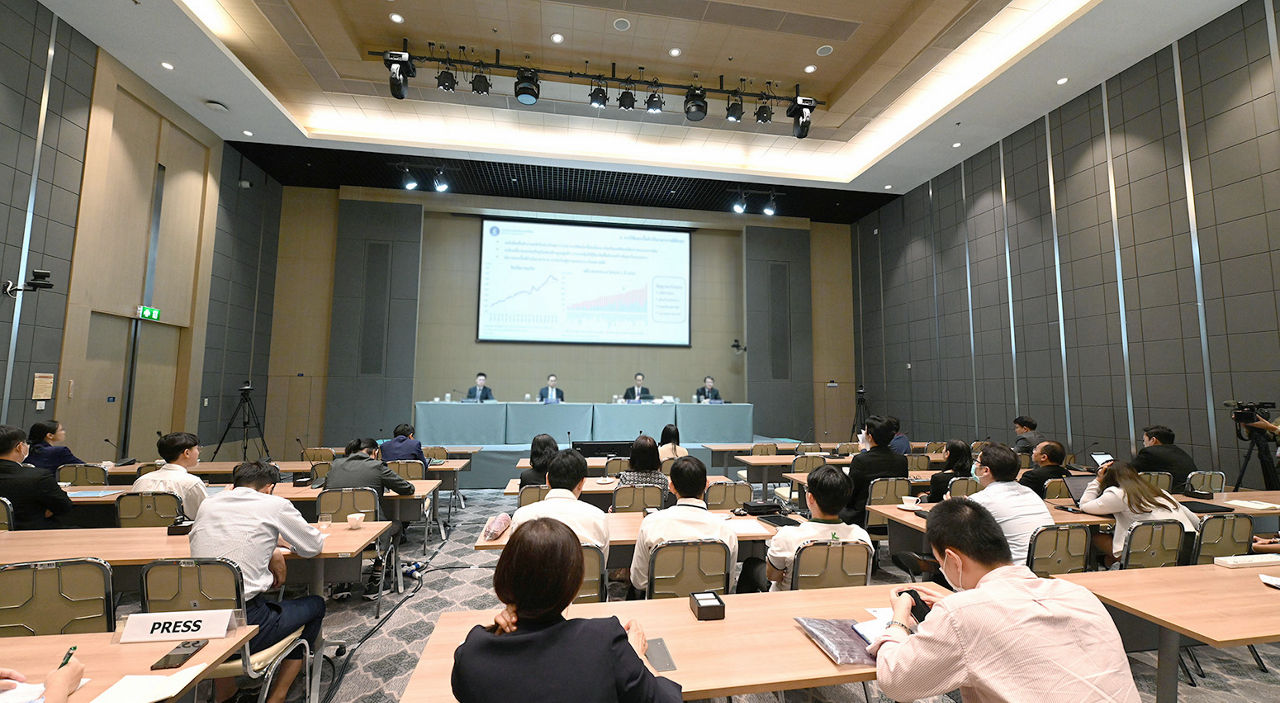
[475,216,693,348]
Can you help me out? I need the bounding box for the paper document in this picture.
[68,490,122,498]
[89,664,205,703]
[1261,574,1280,590]
[1226,500,1280,510]
[727,520,762,535]
[0,679,88,703]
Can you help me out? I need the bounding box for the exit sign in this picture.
[137,305,161,321]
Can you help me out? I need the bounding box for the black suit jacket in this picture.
[1018,464,1071,498]
[840,446,908,527]
[622,386,651,400]
[537,387,564,402]
[926,469,962,504]
[1013,430,1046,454]
[319,453,414,520]
[26,444,86,472]
[694,387,721,401]
[466,386,495,401]
[452,616,681,703]
[0,458,73,529]
[1131,443,1198,492]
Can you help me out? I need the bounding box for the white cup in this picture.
[524,393,532,401]
[346,513,366,529]
[444,392,452,402]
[901,495,921,508]
[433,397,440,402]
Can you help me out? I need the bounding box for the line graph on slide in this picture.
[484,274,562,326]
[567,286,647,314]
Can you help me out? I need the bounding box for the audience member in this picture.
[510,449,609,560]
[1018,440,1072,498]
[887,416,910,455]
[618,435,668,494]
[322,438,414,499]
[1012,416,1046,454]
[452,518,681,702]
[967,443,1052,565]
[869,498,1139,702]
[381,424,427,465]
[466,373,495,401]
[1078,461,1198,563]
[1130,424,1198,492]
[26,420,108,473]
[0,657,85,703]
[923,440,972,503]
[840,415,908,526]
[630,456,737,596]
[519,434,559,487]
[657,424,688,462]
[0,424,71,529]
[131,431,209,517]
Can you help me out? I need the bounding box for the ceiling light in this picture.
[613,18,631,31]
[389,12,404,23]
[470,73,490,95]
[160,61,174,70]
[804,64,817,73]
[755,103,773,124]
[884,185,893,190]
[588,85,608,108]
[618,88,636,110]
[433,170,449,192]
[669,48,681,57]
[725,94,743,123]
[952,142,961,148]
[816,45,833,57]
[732,198,746,214]
[402,168,417,190]
[683,87,707,121]
[550,33,564,44]
[514,68,540,105]
[762,195,776,216]
[1057,76,1069,85]
[646,88,663,113]
[382,49,415,99]
[242,130,254,137]
[436,69,457,91]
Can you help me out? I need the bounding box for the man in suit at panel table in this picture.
[537,374,565,403]
[840,415,908,527]
[465,372,495,402]
[623,372,651,401]
[1131,424,1198,492]
[0,424,72,529]
[694,376,721,402]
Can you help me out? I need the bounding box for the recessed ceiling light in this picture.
[803,64,817,73]
[204,100,229,112]
[389,12,404,23]
[1056,76,1069,85]
[242,130,254,137]
[613,18,631,31]
[952,142,961,148]
[669,48,681,57]
[160,61,174,70]
[550,33,564,44]
[816,45,833,57]
[884,185,893,190]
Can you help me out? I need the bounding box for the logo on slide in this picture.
[489,226,500,236]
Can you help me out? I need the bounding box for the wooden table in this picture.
[868,499,1112,554]
[106,460,314,480]
[733,454,854,498]
[0,627,257,701]
[401,584,898,702]
[1057,565,1280,702]
[501,476,730,510]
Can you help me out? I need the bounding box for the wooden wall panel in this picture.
[810,222,857,441]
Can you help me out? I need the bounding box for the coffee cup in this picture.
[900,495,921,507]
[346,513,366,529]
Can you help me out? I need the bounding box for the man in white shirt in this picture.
[130,431,208,517]
[869,498,1139,703]
[630,456,737,596]
[510,449,608,560]
[967,443,1052,564]
[190,460,326,703]
[737,464,872,592]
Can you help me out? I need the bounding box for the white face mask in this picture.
[970,461,980,477]
[942,551,967,592]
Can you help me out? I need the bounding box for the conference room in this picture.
[1,0,1279,701]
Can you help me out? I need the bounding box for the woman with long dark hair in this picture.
[923,439,972,503]
[617,434,667,493]
[1078,461,1197,563]
[26,420,102,473]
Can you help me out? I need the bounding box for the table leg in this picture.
[1156,626,1180,703]
[311,560,324,597]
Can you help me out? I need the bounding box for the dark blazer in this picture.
[538,387,565,402]
[1013,430,1046,454]
[0,458,73,529]
[926,469,963,504]
[380,435,427,465]
[1019,463,1071,498]
[1131,443,1198,492]
[888,434,911,455]
[452,615,681,703]
[840,446,908,527]
[319,453,414,500]
[466,386,495,401]
[25,444,85,473]
[694,387,721,402]
[622,386,651,401]
[518,468,546,487]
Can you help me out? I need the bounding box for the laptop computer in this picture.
[1089,451,1114,467]
[1062,475,1097,505]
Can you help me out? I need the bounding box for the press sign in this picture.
[120,609,235,643]
[137,305,161,321]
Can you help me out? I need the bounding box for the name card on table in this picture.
[120,610,235,643]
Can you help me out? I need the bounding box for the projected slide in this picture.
[478,219,690,346]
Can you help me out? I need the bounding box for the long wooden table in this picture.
[1057,564,1280,703]
[402,585,896,702]
[0,627,257,702]
[500,476,731,510]
[106,460,315,479]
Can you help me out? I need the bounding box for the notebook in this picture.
[1063,475,1096,505]
[794,618,878,666]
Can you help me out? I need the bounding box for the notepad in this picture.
[0,679,89,703]
[89,664,205,703]
[68,490,123,498]
[1226,500,1280,510]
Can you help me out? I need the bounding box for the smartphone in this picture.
[1055,505,1083,513]
[150,640,208,670]
[902,589,931,623]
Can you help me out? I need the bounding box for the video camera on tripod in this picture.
[1224,399,1280,490]
[1227,400,1277,439]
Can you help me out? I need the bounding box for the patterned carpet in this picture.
[295,489,1280,702]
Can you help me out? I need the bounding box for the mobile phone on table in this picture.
[151,640,208,670]
[1055,505,1083,513]
[902,589,931,623]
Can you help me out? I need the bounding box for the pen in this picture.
[59,645,76,668]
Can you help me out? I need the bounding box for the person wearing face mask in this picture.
[0,424,73,529]
[867,498,1139,703]
[965,442,1053,565]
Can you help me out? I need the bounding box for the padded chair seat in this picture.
[736,470,750,482]
[774,486,795,502]
[210,627,305,678]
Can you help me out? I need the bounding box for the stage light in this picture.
[589,84,608,108]
[755,103,772,124]
[618,88,636,110]
[726,93,743,122]
[436,69,457,91]
[683,87,707,121]
[470,73,490,95]
[433,170,449,192]
[646,89,663,113]
[402,168,417,190]
[382,50,416,100]
[514,68,540,105]
[731,191,746,214]
[786,97,815,139]
[762,195,776,216]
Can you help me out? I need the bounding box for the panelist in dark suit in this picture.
[466,372,495,402]
[622,372,651,401]
[694,376,722,402]
[451,517,681,703]
[1131,424,1198,492]
[0,425,72,529]
[840,415,908,527]
[537,374,564,403]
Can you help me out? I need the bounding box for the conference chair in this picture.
[646,539,731,599]
[1186,470,1226,493]
[659,458,676,476]
[115,491,185,527]
[422,446,449,461]
[141,558,316,703]
[0,496,11,531]
[750,443,778,455]
[705,481,752,511]
[0,558,114,636]
[1017,453,1032,470]
[317,487,399,615]
[1186,513,1267,674]
[136,462,161,477]
[794,443,821,454]
[1119,519,1185,569]
[1064,453,1077,465]
[57,463,107,486]
[774,455,826,505]
[1139,471,1173,492]
[925,441,946,454]
[865,477,911,541]
[422,446,465,511]
[612,483,663,512]
[310,461,332,482]
[1043,478,1071,500]
[301,447,335,462]
[605,457,631,477]
[575,545,607,604]
[1025,524,1090,577]
[518,485,550,507]
[970,440,989,454]
[905,454,930,471]
[835,442,859,455]
[791,540,874,589]
[947,476,981,497]
[387,459,426,480]
[890,551,939,583]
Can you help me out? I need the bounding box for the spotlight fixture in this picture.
[402,168,418,190]
[383,49,416,100]
[514,68,540,104]
[786,96,815,139]
[588,83,608,108]
[952,142,962,148]
[683,87,707,121]
[731,190,747,214]
[726,92,743,122]
[389,12,404,23]
[242,130,254,137]
[804,64,817,74]
[433,169,449,192]
[762,192,776,216]
[646,81,664,112]
[618,85,636,110]
[436,68,457,91]
[470,72,490,95]
[551,32,564,44]
[755,103,772,124]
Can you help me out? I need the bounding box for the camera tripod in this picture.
[849,386,870,442]
[211,384,271,462]
[1233,426,1280,491]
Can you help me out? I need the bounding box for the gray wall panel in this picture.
[744,226,813,439]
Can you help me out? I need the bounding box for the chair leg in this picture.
[1178,652,1198,687]
[860,681,872,702]
[1249,644,1268,672]
[1183,646,1204,676]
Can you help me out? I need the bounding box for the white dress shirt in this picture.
[1079,481,1199,557]
[873,565,1139,703]
[765,518,872,591]
[630,498,738,592]
[189,486,326,599]
[130,463,209,517]
[967,480,1054,565]
[510,488,610,561]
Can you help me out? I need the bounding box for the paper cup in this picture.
[346,513,366,529]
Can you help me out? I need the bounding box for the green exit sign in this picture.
[137,305,161,321]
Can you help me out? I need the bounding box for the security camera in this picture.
[787,97,816,139]
[383,51,416,100]
[27,270,52,290]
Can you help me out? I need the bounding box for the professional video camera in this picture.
[1225,400,1280,491]
[1227,400,1276,425]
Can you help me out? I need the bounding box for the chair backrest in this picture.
[575,545,607,603]
[386,460,426,480]
[906,454,930,470]
[115,491,185,527]
[703,481,753,510]
[0,496,11,531]
[794,443,821,454]
[136,462,161,477]
[1120,519,1184,569]
[791,454,826,473]
[791,540,873,590]
[1064,453,1077,465]
[310,461,332,481]
[317,487,380,521]
[925,441,946,453]
[1186,471,1226,493]
[1043,478,1071,499]
[835,442,859,455]
[647,539,731,599]
[970,440,989,454]
[751,443,778,456]
[660,458,676,476]
[1194,513,1254,564]
[422,446,449,461]
[866,477,911,527]
[0,558,114,636]
[605,458,631,476]
[1139,471,1173,492]
[1026,524,1091,576]
[517,485,550,507]
[1017,453,1032,469]
[301,447,334,462]
[613,483,663,512]
[947,476,981,497]
[57,464,106,486]
[141,558,245,613]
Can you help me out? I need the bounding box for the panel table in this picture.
[414,401,507,445]
[504,401,594,444]
[671,403,754,443]
[592,403,677,440]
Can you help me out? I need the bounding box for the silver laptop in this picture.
[1063,475,1097,505]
